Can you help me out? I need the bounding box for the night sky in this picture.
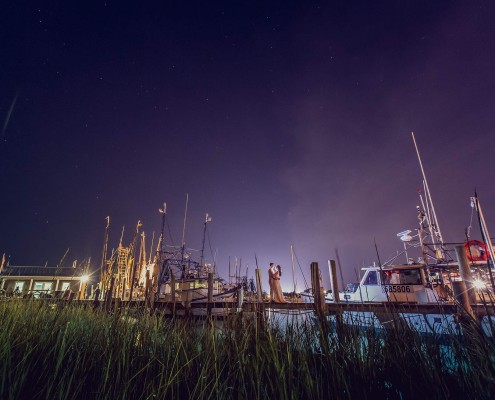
[1,1,495,291]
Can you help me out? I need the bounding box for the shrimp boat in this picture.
[329,239,495,337]
[99,199,241,316]
[340,263,440,303]
[153,201,241,316]
[301,263,441,304]
[300,288,333,304]
[154,244,239,316]
[326,134,495,336]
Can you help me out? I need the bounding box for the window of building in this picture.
[13,281,25,294]
[33,282,53,298]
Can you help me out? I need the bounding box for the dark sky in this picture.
[1,1,495,291]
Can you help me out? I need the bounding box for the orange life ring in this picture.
[464,240,490,261]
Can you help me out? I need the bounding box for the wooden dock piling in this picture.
[255,268,265,327]
[145,270,152,308]
[328,259,340,303]
[452,281,476,321]
[207,273,214,302]
[207,272,213,316]
[455,244,476,304]
[453,244,477,325]
[171,272,176,317]
[105,277,115,312]
[311,262,325,316]
[237,287,244,309]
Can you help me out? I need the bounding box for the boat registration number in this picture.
[382,285,411,293]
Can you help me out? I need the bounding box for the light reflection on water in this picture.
[233,308,483,371]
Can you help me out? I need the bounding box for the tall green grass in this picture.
[0,300,494,399]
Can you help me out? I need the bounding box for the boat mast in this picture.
[156,202,166,263]
[148,231,154,264]
[99,216,110,293]
[140,231,146,272]
[200,213,212,267]
[412,132,445,260]
[181,193,189,248]
[127,220,142,300]
[180,193,189,271]
[290,244,296,295]
[418,189,436,246]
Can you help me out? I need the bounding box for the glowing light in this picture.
[81,275,89,283]
[472,279,486,290]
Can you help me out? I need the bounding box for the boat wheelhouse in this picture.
[156,257,237,303]
[341,264,439,303]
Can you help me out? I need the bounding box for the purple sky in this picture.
[1,1,495,291]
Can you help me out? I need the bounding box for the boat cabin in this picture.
[341,264,439,303]
[158,277,235,302]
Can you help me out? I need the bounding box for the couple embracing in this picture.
[268,263,286,303]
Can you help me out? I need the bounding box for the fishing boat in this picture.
[300,288,333,304]
[154,250,240,316]
[154,199,242,316]
[323,133,495,336]
[340,263,440,303]
[98,197,241,317]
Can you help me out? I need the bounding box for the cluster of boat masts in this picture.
[96,133,495,308]
[97,194,242,308]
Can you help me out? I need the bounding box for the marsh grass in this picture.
[0,300,494,399]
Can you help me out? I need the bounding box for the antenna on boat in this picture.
[411,132,445,260]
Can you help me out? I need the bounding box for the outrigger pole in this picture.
[180,194,189,277]
[181,193,189,248]
[290,245,296,296]
[127,220,142,300]
[200,213,212,267]
[412,132,445,260]
[148,231,154,264]
[99,216,110,293]
[156,202,166,262]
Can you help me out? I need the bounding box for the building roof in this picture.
[0,266,83,278]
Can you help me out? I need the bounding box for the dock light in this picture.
[81,275,89,283]
[472,279,486,290]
